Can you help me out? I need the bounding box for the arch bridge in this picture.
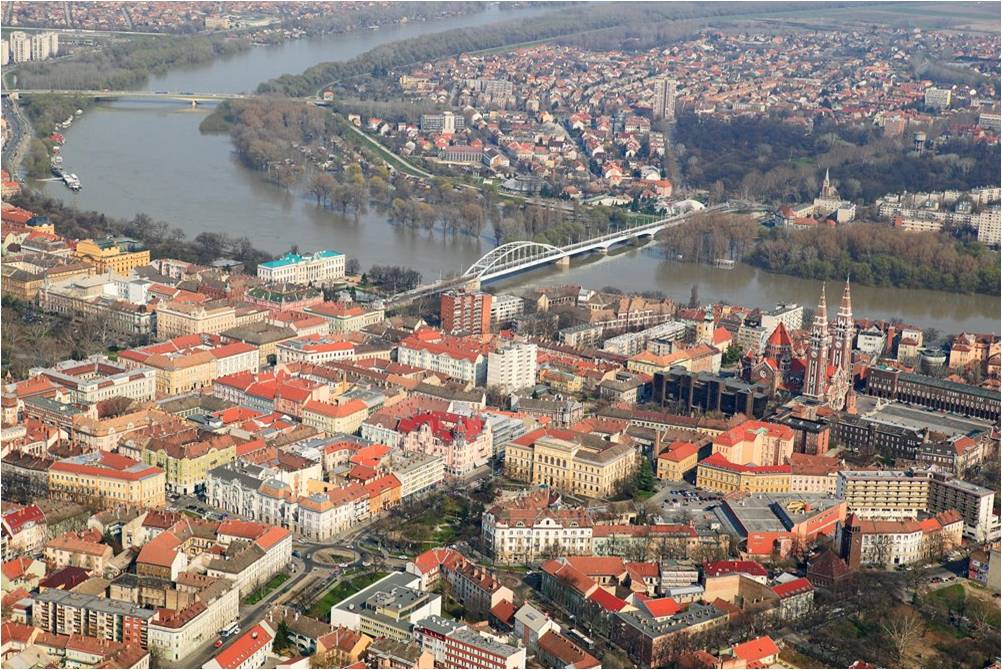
[463,204,735,282]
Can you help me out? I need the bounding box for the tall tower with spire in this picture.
[820,168,837,199]
[829,278,854,373]
[803,284,830,399]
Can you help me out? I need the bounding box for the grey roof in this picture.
[34,589,156,620]
[617,601,724,638]
[899,371,1000,400]
[416,615,461,636]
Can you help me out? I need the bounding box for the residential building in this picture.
[33,590,156,647]
[302,398,369,436]
[118,334,258,397]
[202,622,274,670]
[44,530,113,572]
[652,77,677,121]
[29,357,157,404]
[836,469,996,541]
[49,451,166,509]
[277,334,356,365]
[414,617,525,669]
[398,332,488,385]
[924,86,952,110]
[1,505,47,560]
[303,301,385,333]
[441,290,492,336]
[141,433,242,495]
[487,342,537,391]
[490,294,524,324]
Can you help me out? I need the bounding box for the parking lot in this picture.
[659,482,722,512]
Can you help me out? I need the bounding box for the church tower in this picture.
[803,284,830,399]
[829,278,854,373]
[820,168,837,199]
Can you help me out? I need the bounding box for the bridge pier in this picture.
[463,277,482,292]
[554,256,571,268]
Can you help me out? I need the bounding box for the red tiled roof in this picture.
[699,452,791,474]
[209,623,273,669]
[642,596,682,618]
[733,635,780,663]
[772,577,814,598]
[412,548,465,575]
[2,504,45,535]
[704,560,768,578]
[490,599,517,624]
[588,587,628,612]
[659,441,699,462]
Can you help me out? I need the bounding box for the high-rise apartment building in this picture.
[487,341,537,391]
[653,78,677,121]
[9,32,31,63]
[924,86,952,111]
[440,289,492,336]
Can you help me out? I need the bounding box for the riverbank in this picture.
[0,98,34,178]
[11,34,251,91]
[25,6,999,334]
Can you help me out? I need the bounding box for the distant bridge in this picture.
[3,89,266,104]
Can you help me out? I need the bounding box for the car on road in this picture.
[214,639,224,648]
[292,550,302,559]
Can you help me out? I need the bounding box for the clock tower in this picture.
[803,284,830,400]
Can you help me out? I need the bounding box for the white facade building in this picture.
[257,250,345,285]
[487,342,537,391]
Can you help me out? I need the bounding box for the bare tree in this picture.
[880,609,925,665]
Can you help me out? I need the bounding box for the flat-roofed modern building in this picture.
[330,572,441,643]
[836,468,995,541]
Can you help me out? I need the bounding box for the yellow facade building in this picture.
[656,441,700,481]
[155,300,237,339]
[302,398,369,436]
[49,451,166,508]
[74,237,150,275]
[142,437,240,495]
[505,429,638,498]
[696,453,791,494]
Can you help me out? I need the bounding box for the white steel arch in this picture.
[463,241,564,278]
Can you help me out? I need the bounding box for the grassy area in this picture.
[926,583,966,610]
[308,571,388,620]
[468,37,555,57]
[244,572,290,605]
[779,646,828,669]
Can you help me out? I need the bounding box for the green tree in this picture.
[273,620,291,652]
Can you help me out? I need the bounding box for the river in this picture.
[36,6,999,334]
